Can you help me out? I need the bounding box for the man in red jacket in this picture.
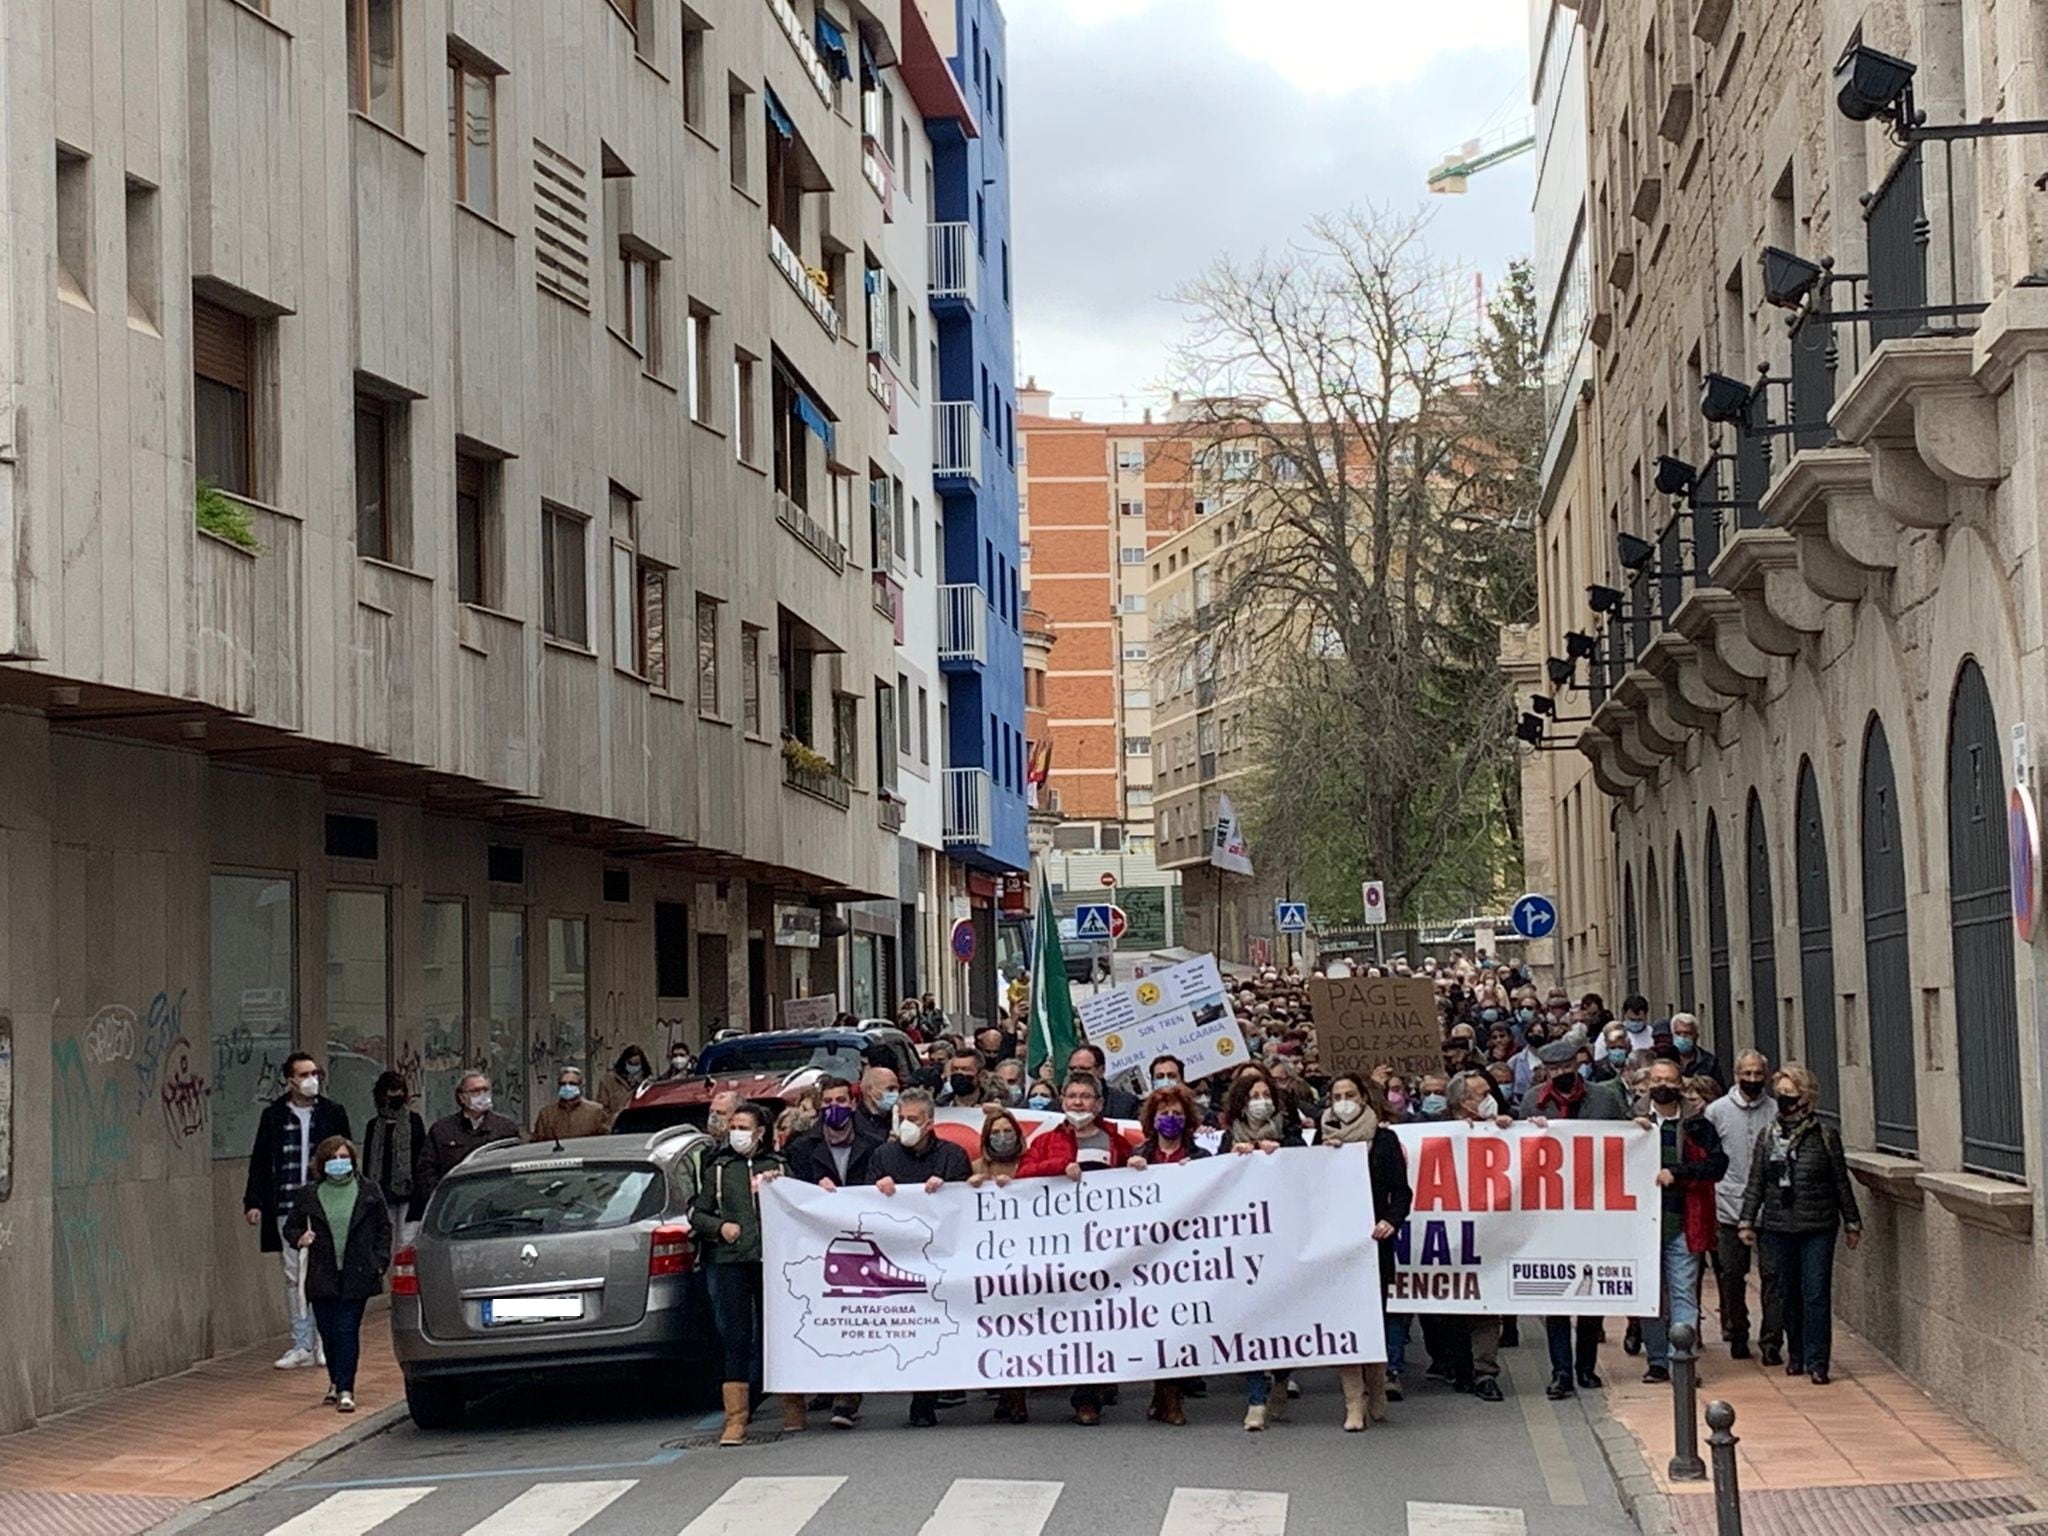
[1017,1073,1129,1422]
[1639,1057,1727,1384]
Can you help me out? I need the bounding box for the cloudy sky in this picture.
[1008,0,1535,420]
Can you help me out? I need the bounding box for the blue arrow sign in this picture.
[1274,901,1308,933]
[1074,904,1115,942]
[1511,893,1558,940]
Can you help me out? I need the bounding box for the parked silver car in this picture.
[390,1126,717,1428]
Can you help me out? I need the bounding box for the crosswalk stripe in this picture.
[264,1488,434,1536]
[462,1478,637,1535]
[1406,1503,1527,1536]
[1161,1488,1288,1536]
[915,1478,1064,1536]
[677,1476,847,1536]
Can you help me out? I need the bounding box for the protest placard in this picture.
[762,1146,1384,1392]
[1076,954,1247,1081]
[782,994,838,1029]
[1306,975,1440,1079]
[1387,1122,1660,1315]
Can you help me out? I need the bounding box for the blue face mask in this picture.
[1673,1035,1695,1054]
[324,1158,355,1181]
[880,1089,901,1111]
[1578,1063,1594,1080]
[558,1083,581,1102]
[1028,1093,1054,1110]
[1517,1008,1535,1023]
[1481,1009,1500,1024]
[1606,1048,1628,1067]
[1421,1093,1448,1116]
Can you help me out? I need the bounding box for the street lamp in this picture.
[1564,630,1599,660]
[1587,584,1625,616]
[1617,532,1657,572]
[1654,455,1700,497]
[1515,713,1546,746]
[1700,372,1754,426]
[1546,656,1575,687]
[1760,246,1827,309]
[1531,695,1556,717]
[1835,43,1916,125]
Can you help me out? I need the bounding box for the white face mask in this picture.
[1064,1107,1095,1128]
[669,1056,689,1074]
[1476,1094,1500,1119]
[463,1091,493,1115]
[895,1119,926,1147]
[1330,1097,1363,1123]
[1247,1096,1275,1122]
[292,1074,320,1098]
[728,1129,757,1156]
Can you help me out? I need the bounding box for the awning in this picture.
[763,85,795,141]
[814,13,853,81]
[790,384,836,456]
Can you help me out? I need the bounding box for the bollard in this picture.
[1666,1321,1707,1481]
[1707,1399,1744,1536]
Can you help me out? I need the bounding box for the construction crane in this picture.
[1427,126,1537,194]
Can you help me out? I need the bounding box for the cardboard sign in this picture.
[1307,975,1440,1079]
[783,994,839,1029]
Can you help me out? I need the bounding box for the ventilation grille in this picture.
[1895,1493,2036,1526]
[533,138,591,309]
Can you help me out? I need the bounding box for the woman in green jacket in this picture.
[282,1135,392,1414]
[688,1104,791,1444]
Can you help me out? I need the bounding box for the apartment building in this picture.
[1531,0,2048,1462]
[0,0,1019,1429]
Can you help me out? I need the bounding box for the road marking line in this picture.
[916,1479,1064,1535]
[1161,1488,1287,1536]
[294,1448,682,1490]
[1504,1348,1589,1505]
[1406,1502,1527,1536]
[677,1476,847,1536]
[263,1487,434,1536]
[463,1477,636,1535]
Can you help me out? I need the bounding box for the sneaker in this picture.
[322,1386,339,1405]
[1473,1379,1504,1403]
[829,1408,857,1430]
[1622,1321,1643,1357]
[935,1391,968,1408]
[314,1343,326,1368]
[1243,1403,1266,1432]
[1545,1373,1575,1401]
[1384,1378,1405,1403]
[273,1347,315,1370]
[1285,1377,1301,1399]
[336,1391,356,1413]
[1642,1365,1671,1385]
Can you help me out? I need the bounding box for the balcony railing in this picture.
[767,0,834,103]
[775,490,846,573]
[938,582,987,665]
[878,793,906,833]
[872,570,901,629]
[768,223,840,337]
[934,401,981,483]
[943,767,992,846]
[784,750,852,809]
[928,223,977,307]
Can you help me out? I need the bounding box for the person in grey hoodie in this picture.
[1703,1051,1777,1360]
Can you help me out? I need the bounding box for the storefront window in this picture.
[547,916,589,1095]
[486,909,527,1129]
[326,889,390,1123]
[210,874,294,1159]
[421,900,467,1123]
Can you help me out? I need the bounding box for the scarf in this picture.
[316,1176,360,1251]
[1766,1111,1819,1191]
[366,1106,415,1199]
[1317,1104,1381,1144]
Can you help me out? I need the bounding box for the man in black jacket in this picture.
[784,1077,883,1190]
[419,1071,522,1204]
[870,1087,972,1427]
[242,1053,351,1369]
[1066,1044,1140,1119]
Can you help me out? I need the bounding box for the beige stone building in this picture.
[1537,0,2048,1465]
[0,0,973,1429]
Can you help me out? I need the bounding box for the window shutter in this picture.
[193,300,251,387]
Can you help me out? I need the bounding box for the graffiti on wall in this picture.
[0,1016,13,1200]
[133,989,183,1113]
[159,1037,211,1149]
[53,1033,135,1363]
[83,1004,136,1065]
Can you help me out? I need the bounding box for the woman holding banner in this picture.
[1133,1083,1210,1427]
[688,1104,795,1446]
[1317,1073,1412,1430]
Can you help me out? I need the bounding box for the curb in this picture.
[1583,1397,1678,1536]
[146,1402,406,1535]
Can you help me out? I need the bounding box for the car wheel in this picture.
[404,1374,466,1430]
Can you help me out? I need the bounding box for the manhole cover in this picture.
[1895,1494,2038,1526]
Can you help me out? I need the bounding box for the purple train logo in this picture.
[822,1234,932,1298]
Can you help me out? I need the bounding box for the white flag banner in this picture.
[1388,1122,1662,1315]
[1209,792,1254,875]
[761,1146,1385,1393]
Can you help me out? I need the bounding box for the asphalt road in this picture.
[175,1346,1644,1536]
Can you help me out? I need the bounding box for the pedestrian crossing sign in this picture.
[1274,901,1308,933]
[1074,904,1114,941]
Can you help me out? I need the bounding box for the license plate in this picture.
[483,1294,583,1325]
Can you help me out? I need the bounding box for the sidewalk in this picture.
[1596,1289,2040,1535]
[0,1314,399,1536]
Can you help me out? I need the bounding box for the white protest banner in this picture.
[1075,953,1247,1082]
[761,1146,1385,1393]
[1387,1122,1661,1316]
[782,993,838,1029]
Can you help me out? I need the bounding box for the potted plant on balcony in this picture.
[195,478,261,554]
[781,736,834,777]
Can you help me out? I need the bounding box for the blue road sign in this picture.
[1074,904,1115,942]
[1511,893,1559,940]
[1274,901,1309,933]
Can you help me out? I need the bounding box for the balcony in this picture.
[934,401,982,485]
[866,353,900,430]
[775,491,846,573]
[878,792,906,834]
[767,0,834,103]
[783,742,852,809]
[938,582,987,667]
[944,766,992,847]
[769,223,840,338]
[928,222,977,309]
[873,570,902,635]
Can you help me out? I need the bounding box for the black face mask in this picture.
[949,1073,977,1098]
[1737,1079,1766,1099]
[382,1095,406,1110]
[1648,1084,1681,1105]
[1776,1093,1804,1115]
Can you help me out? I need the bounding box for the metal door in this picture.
[1623,864,1640,999]
[1673,836,1697,1017]
[1706,817,1733,1067]
[1795,763,1841,1122]
[1860,718,1917,1153]
[1746,794,1781,1065]
[1947,660,2024,1176]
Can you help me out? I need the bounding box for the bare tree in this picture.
[1157,209,1538,920]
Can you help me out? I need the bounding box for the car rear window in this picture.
[699,1039,870,1076]
[430,1163,665,1240]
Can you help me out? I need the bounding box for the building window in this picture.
[56,146,91,307]
[604,150,662,372]
[686,304,714,424]
[696,595,721,717]
[1120,499,1144,517]
[124,176,160,330]
[1120,594,1146,613]
[1124,688,1151,710]
[194,298,254,495]
[740,623,763,734]
[876,681,899,794]
[1120,546,1145,565]
[733,350,757,463]
[449,54,498,220]
[346,0,404,132]
[610,485,667,687]
[326,889,391,1112]
[916,685,930,763]
[455,450,497,606]
[353,389,407,563]
[1116,447,1143,473]
[728,82,750,191]
[681,12,708,131]
[1125,736,1150,756]
[907,311,920,389]
[209,874,294,1159]
[541,501,589,645]
[1123,644,1149,661]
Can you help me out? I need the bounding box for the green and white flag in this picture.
[1026,872,1081,1085]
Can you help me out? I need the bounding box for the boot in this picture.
[1339,1366,1367,1432]
[1146,1383,1168,1421]
[779,1394,807,1433]
[1243,1401,1266,1432]
[1265,1374,1289,1422]
[1158,1384,1187,1426]
[719,1382,751,1447]
[997,1389,1028,1423]
[1365,1363,1389,1423]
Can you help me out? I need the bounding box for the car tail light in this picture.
[391,1245,419,1296]
[649,1224,693,1278]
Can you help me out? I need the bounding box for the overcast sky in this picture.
[1009,0,1535,420]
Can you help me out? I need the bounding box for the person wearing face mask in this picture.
[1590,1025,1635,1085]
[420,1072,522,1204]
[1414,1072,1451,1122]
[531,1067,612,1142]
[244,1053,352,1369]
[855,1065,902,1141]
[1129,1083,1209,1429]
[867,1089,972,1426]
[659,1043,696,1081]
[1738,1066,1860,1385]
[1222,1065,1305,1152]
[362,1070,429,1241]
[784,1076,884,1192]
[597,1044,652,1116]
[690,1104,791,1444]
[1418,1070,1516,1403]
[1703,1052,1778,1362]
[1067,1044,1141,1119]
[1665,1012,1725,1092]
[1635,1057,1728,1385]
[1317,1074,1410,1430]
[972,1107,1028,1187]
[993,1059,1026,1105]
[282,1135,391,1414]
[938,1048,993,1108]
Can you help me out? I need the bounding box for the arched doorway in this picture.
[1706,816,1733,1067]
[1947,660,2023,1177]
[1795,761,1841,1121]
[1673,834,1696,1017]
[1746,792,1780,1064]
[1623,863,1640,999]
[1645,848,1664,1010]
[1861,716,1916,1153]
